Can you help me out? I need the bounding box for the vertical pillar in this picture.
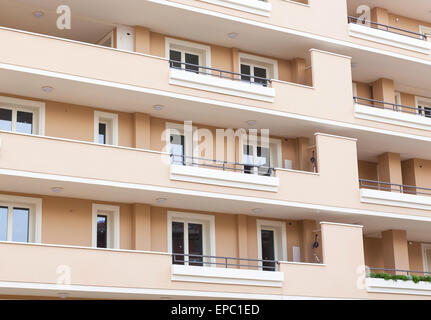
[134,26,151,54]
[382,230,410,274]
[300,220,315,263]
[131,204,151,251]
[296,137,310,171]
[371,7,389,25]
[232,48,240,79]
[377,152,403,187]
[291,58,306,85]
[372,78,395,106]
[237,215,248,268]
[133,113,151,149]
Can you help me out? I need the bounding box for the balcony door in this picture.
[168,211,215,267]
[423,244,431,273]
[257,219,287,271]
[241,138,281,176]
[416,96,431,118]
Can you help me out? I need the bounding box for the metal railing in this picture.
[359,179,431,197]
[170,154,275,176]
[354,96,431,117]
[348,16,427,41]
[366,267,431,277]
[169,60,272,86]
[172,253,280,271]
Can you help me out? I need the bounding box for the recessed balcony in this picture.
[354,96,431,130]
[347,16,431,54]
[359,179,431,210]
[199,0,272,16]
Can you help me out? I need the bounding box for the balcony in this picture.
[347,16,431,54]
[359,179,431,211]
[0,222,377,299]
[198,0,272,16]
[354,96,431,130]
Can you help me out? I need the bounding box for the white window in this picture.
[0,96,45,135]
[239,53,278,86]
[94,111,118,145]
[352,82,358,97]
[257,219,287,271]
[166,38,211,73]
[91,204,120,249]
[165,122,198,166]
[415,96,431,118]
[168,211,215,266]
[240,136,282,176]
[0,195,42,243]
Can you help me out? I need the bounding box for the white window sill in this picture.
[169,68,275,102]
[354,103,431,130]
[171,265,284,287]
[199,0,271,16]
[170,164,279,192]
[360,188,431,211]
[348,23,431,54]
[367,278,431,296]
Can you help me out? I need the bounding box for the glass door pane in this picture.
[172,221,185,264]
[240,64,251,82]
[257,146,271,176]
[188,223,203,266]
[426,249,431,273]
[97,215,107,248]
[261,229,276,271]
[169,50,182,69]
[243,144,254,174]
[253,67,267,86]
[0,108,12,131]
[170,134,185,165]
[185,53,199,73]
[0,207,7,241]
[12,208,29,243]
[16,111,33,134]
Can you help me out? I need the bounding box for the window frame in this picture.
[239,136,282,174]
[0,194,42,243]
[167,211,216,266]
[91,204,120,249]
[419,25,431,42]
[422,243,431,273]
[165,122,198,166]
[415,96,431,118]
[93,111,119,146]
[0,96,45,135]
[238,52,278,83]
[256,219,287,269]
[165,37,211,70]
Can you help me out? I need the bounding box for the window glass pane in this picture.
[261,229,276,271]
[16,111,33,134]
[254,67,267,86]
[172,221,184,265]
[12,208,29,243]
[98,123,106,144]
[170,134,185,165]
[0,108,12,131]
[97,215,107,248]
[185,53,199,73]
[188,223,203,266]
[0,207,7,241]
[240,64,251,82]
[169,50,182,69]
[257,146,271,176]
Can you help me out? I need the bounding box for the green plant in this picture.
[370,272,431,284]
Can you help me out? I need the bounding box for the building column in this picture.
[237,215,248,268]
[134,26,150,54]
[371,7,389,25]
[382,230,410,274]
[377,152,403,187]
[291,58,306,84]
[296,137,310,171]
[133,112,151,149]
[372,78,395,105]
[300,220,316,263]
[131,204,151,251]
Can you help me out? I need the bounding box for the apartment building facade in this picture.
[1,0,431,299]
